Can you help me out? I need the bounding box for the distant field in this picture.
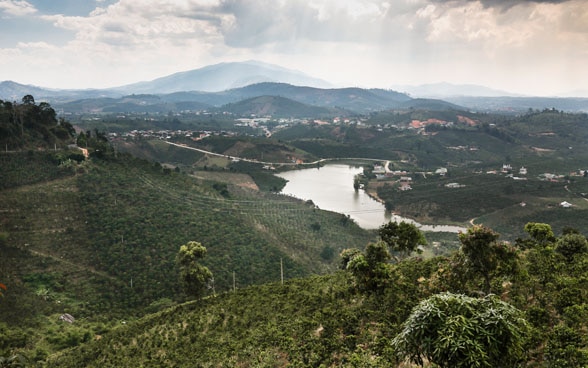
[190,171,259,190]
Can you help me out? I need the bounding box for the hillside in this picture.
[0,149,377,360]
[48,222,588,367]
[220,95,350,118]
[269,109,588,239]
[1,100,588,366]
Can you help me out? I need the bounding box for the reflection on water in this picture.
[276,164,466,232]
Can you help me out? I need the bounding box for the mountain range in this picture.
[112,60,333,94]
[1,60,588,114]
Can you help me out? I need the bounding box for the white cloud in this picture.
[0,0,586,95]
[0,0,36,16]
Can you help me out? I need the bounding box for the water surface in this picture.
[276,164,466,232]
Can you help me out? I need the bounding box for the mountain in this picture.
[220,95,350,118]
[0,81,56,101]
[0,81,120,102]
[444,96,588,113]
[394,82,518,98]
[220,83,411,112]
[57,94,211,114]
[396,97,462,111]
[113,60,333,94]
[52,83,414,114]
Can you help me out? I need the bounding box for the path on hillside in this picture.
[165,141,390,168]
[564,185,588,203]
[25,247,120,282]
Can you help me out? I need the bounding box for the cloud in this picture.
[0,0,586,94]
[0,0,36,16]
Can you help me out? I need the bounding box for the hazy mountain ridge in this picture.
[394,82,520,98]
[111,60,333,94]
[2,61,588,113]
[52,83,418,115]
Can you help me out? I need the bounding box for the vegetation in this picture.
[176,241,213,299]
[379,221,427,260]
[43,221,587,367]
[2,96,588,366]
[0,95,75,150]
[392,292,530,368]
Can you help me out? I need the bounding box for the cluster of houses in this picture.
[110,129,232,141]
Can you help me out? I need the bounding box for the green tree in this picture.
[555,233,588,262]
[176,241,213,299]
[345,242,391,293]
[524,222,555,246]
[378,221,427,260]
[392,292,529,368]
[459,225,517,294]
[339,248,362,270]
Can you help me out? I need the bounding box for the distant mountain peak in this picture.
[112,60,333,94]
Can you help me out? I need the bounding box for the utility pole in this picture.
[280,258,284,285]
[233,271,236,292]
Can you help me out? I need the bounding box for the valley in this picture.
[1,87,588,366]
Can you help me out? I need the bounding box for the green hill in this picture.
[46,269,425,367]
[47,223,588,367]
[220,95,349,118]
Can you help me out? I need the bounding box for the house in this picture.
[519,166,527,175]
[373,165,386,174]
[560,201,573,208]
[435,168,448,176]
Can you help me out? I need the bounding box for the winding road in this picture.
[165,141,391,169]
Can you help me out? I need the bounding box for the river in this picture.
[275,164,466,232]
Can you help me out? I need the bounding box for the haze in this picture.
[0,0,586,96]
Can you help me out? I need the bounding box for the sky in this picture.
[0,0,587,96]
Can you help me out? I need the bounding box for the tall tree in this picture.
[343,242,391,293]
[378,221,426,260]
[524,222,555,246]
[176,241,213,299]
[459,225,517,294]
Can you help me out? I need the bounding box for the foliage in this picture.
[379,221,427,260]
[458,225,518,294]
[392,292,530,368]
[176,241,213,299]
[0,96,75,150]
[345,241,392,293]
[555,233,588,262]
[524,222,556,246]
[0,353,27,368]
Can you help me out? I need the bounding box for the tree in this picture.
[459,225,517,294]
[392,292,529,368]
[524,222,555,246]
[176,241,213,299]
[343,242,391,293]
[339,248,362,270]
[21,95,35,105]
[379,221,427,260]
[555,233,588,262]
